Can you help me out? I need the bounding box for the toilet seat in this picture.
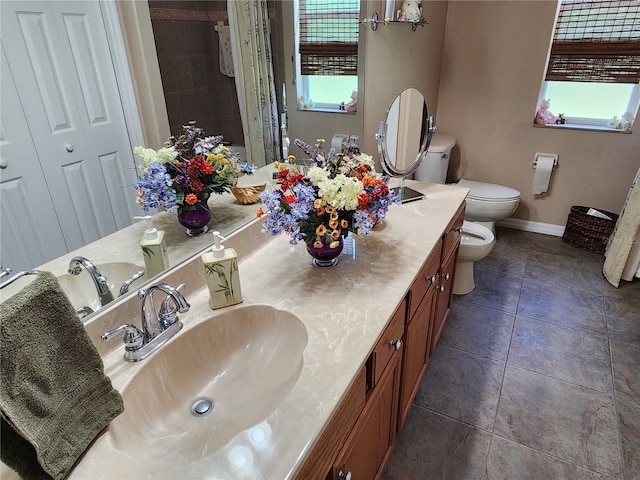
[460,221,494,247]
[458,179,521,202]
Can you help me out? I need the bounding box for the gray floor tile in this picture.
[414,345,505,431]
[487,435,609,480]
[457,269,522,314]
[606,296,640,346]
[617,394,640,480]
[494,366,622,477]
[440,301,515,362]
[529,233,605,264]
[508,316,613,394]
[525,251,604,294]
[476,242,528,278]
[603,279,640,308]
[493,226,533,250]
[517,278,607,335]
[611,340,640,399]
[382,406,491,480]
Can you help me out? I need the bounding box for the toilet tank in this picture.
[414,133,456,184]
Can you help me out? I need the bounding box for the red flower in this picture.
[358,192,370,210]
[185,193,198,205]
[284,194,297,204]
[189,178,204,192]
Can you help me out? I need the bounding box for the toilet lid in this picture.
[458,179,521,201]
[427,133,456,154]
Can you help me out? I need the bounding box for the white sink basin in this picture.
[57,262,146,312]
[109,304,308,465]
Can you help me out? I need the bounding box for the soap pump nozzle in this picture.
[134,216,159,241]
[211,231,226,258]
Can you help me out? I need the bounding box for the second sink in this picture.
[109,304,308,465]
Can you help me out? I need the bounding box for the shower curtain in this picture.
[603,166,640,287]
[227,0,280,167]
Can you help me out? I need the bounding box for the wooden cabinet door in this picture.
[332,352,401,480]
[431,248,458,354]
[397,286,436,431]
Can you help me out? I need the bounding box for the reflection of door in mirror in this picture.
[394,89,424,172]
[0,0,139,272]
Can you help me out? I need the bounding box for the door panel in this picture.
[1,0,138,262]
[0,42,67,270]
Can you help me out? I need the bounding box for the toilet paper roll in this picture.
[385,0,395,20]
[331,135,348,152]
[532,155,555,195]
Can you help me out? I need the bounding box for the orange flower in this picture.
[325,205,335,214]
[256,207,264,218]
[331,229,341,240]
[316,224,327,236]
[341,219,349,228]
[314,199,323,209]
[185,193,198,205]
[313,241,323,248]
[316,206,326,216]
[329,219,339,229]
[330,211,339,221]
[137,189,144,198]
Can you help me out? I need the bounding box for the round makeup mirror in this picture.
[376,88,436,203]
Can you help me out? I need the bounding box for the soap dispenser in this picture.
[135,216,170,278]
[202,231,243,310]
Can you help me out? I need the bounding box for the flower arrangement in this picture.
[134,122,256,214]
[258,137,395,247]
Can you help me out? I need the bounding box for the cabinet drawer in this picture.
[368,299,405,389]
[443,203,465,261]
[407,239,442,321]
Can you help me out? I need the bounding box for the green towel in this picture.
[0,271,123,480]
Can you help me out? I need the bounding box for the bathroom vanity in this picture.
[1,180,468,480]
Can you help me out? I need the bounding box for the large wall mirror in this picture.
[0,0,366,322]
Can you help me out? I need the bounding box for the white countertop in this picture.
[2,180,468,480]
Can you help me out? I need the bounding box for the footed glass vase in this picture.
[177,199,211,236]
[306,237,343,267]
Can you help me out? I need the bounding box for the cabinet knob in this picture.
[389,339,402,351]
[438,285,445,293]
[429,274,437,284]
[65,144,75,152]
[339,470,352,480]
[443,273,451,281]
[454,226,463,233]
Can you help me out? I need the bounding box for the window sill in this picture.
[533,123,633,134]
[297,107,356,114]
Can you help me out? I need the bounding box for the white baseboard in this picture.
[497,218,565,237]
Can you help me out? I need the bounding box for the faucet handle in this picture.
[101,323,144,350]
[159,283,189,327]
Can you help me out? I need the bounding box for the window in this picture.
[295,0,360,111]
[537,0,640,129]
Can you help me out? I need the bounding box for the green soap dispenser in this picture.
[202,231,243,310]
[135,216,170,278]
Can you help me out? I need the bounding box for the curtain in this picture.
[545,0,640,84]
[603,167,640,287]
[228,0,280,167]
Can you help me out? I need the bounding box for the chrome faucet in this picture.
[68,256,114,306]
[102,282,190,362]
[119,270,145,296]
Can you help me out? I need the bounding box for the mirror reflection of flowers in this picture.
[258,137,395,246]
[134,121,256,214]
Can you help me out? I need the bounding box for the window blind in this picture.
[545,0,640,83]
[298,0,359,76]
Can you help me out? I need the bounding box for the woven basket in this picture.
[231,178,266,205]
[562,206,618,254]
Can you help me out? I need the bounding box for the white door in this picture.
[0,0,139,270]
[0,43,68,269]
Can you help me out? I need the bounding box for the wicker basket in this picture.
[562,206,618,254]
[231,178,266,205]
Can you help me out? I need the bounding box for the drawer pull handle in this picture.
[429,274,437,284]
[443,273,451,281]
[389,339,403,351]
[454,227,462,233]
[438,285,445,293]
[339,470,352,480]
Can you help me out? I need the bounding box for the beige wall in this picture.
[362,1,449,158]
[436,1,640,226]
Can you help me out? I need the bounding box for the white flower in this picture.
[317,174,363,210]
[134,146,177,169]
[307,166,330,186]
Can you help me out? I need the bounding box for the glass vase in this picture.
[177,199,211,236]
[306,237,343,267]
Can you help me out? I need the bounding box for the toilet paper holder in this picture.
[533,152,558,168]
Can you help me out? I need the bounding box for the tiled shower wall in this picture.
[148,1,244,144]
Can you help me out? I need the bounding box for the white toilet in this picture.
[416,133,521,294]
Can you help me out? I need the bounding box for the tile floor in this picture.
[382,227,640,480]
